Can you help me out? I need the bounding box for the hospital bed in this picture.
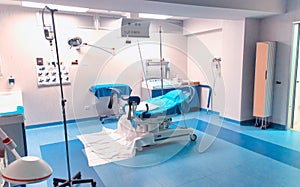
[127,88,197,150]
[90,84,197,151]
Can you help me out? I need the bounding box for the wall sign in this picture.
[36,61,70,87]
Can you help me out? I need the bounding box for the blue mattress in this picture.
[136,89,189,118]
[90,84,132,98]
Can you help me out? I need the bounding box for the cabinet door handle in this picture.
[265,70,267,80]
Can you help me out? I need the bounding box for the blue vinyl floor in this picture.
[25,111,300,187]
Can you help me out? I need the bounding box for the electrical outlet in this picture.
[84,105,90,110]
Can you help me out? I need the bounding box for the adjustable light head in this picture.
[0,128,52,185]
[2,156,52,185]
[67,36,83,48]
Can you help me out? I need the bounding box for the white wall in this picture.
[240,18,261,121]
[72,31,188,121]
[259,0,300,126]
[0,6,188,126]
[183,18,223,35]
[186,10,299,126]
[185,18,246,121]
[184,18,223,111]
[3,4,289,126]
[0,6,111,125]
[221,20,245,121]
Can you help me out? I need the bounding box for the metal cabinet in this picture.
[253,41,276,129]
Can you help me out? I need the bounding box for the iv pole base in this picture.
[53,171,96,187]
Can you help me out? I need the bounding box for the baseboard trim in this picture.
[223,117,286,130]
[223,117,254,126]
[269,122,287,130]
[199,108,220,115]
[25,117,99,130]
[26,112,287,131]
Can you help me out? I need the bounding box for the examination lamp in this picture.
[0,128,52,185]
[67,36,115,55]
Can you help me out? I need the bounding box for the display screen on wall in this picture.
[121,18,150,38]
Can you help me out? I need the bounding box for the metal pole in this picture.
[47,6,72,181]
[159,26,164,95]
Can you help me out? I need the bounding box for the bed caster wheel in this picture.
[190,134,197,141]
[260,125,266,130]
[92,181,97,187]
[53,181,58,187]
[136,147,143,151]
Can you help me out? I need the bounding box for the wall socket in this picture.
[84,105,90,110]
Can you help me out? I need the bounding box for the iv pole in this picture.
[43,6,96,187]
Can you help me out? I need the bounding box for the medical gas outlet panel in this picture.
[36,61,70,87]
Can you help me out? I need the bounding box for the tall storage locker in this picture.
[253,41,276,129]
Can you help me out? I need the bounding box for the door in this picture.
[292,43,300,131]
[288,23,300,130]
[253,42,269,117]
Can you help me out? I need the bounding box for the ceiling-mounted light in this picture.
[67,36,115,55]
[139,13,172,20]
[21,1,89,12]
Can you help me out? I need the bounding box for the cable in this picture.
[159,26,164,95]
[211,57,221,96]
[137,40,151,98]
[84,43,115,55]
[211,61,217,96]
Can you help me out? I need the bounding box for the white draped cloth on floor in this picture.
[78,115,144,166]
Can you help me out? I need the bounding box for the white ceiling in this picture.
[2,0,287,20]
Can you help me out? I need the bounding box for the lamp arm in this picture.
[83,43,115,55]
[0,128,21,160]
